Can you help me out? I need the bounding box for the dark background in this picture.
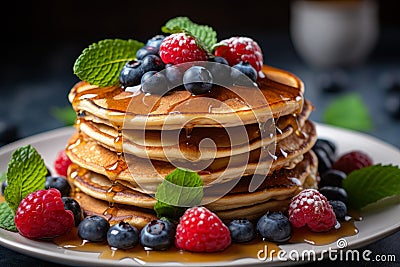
[1,0,399,86]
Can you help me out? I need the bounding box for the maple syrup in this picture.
[53,219,358,263]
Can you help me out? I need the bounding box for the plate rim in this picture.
[0,123,399,267]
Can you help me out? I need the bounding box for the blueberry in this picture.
[145,35,165,51]
[209,56,229,65]
[140,219,175,250]
[314,138,337,155]
[45,176,71,197]
[119,60,145,87]
[312,147,333,174]
[312,138,336,164]
[208,57,231,84]
[78,215,110,242]
[141,71,158,84]
[329,200,348,220]
[319,186,349,204]
[228,219,255,243]
[257,212,291,243]
[62,197,83,226]
[142,55,165,73]
[141,72,169,95]
[107,222,139,249]
[136,46,159,60]
[1,180,7,195]
[231,61,257,83]
[319,169,347,188]
[165,64,184,87]
[183,66,213,95]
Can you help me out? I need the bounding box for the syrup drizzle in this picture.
[53,219,358,263]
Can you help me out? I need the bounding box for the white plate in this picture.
[0,124,399,267]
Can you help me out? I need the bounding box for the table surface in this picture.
[0,29,399,267]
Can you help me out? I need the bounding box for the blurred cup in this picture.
[290,0,379,69]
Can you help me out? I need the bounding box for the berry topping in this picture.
[1,180,6,195]
[319,169,347,188]
[145,35,166,51]
[142,55,165,73]
[165,64,184,86]
[256,212,292,243]
[140,219,175,251]
[78,215,110,242]
[159,33,208,65]
[62,197,83,226]
[312,147,333,174]
[232,61,257,82]
[119,60,145,88]
[107,221,139,250]
[14,188,74,239]
[141,72,169,95]
[54,150,72,177]
[183,66,213,95]
[175,206,231,252]
[45,176,71,197]
[214,36,263,72]
[319,186,349,204]
[228,219,255,243]
[136,46,159,60]
[288,189,337,232]
[332,150,373,174]
[329,200,348,220]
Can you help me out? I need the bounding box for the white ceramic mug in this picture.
[290,0,379,69]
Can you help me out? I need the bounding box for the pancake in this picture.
[67,151,317,212]
[69,65,304,130]
[73,191,157,229]
[76,99,313,161]
[66,120,317,192]
[68,152,317,224]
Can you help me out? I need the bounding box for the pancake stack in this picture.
[66,65,318,229]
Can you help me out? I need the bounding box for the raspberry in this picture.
[332,150,373,174]
[175,206,231,252]
[15,188,74,239]
[214,36,263,72]
[288,189,336,232]
[54,149,72,177]
[159,33,208,65]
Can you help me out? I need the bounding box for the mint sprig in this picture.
[154,168,203,221]
[4,145,47,213]
[50,106,76,126]
[73,39,144,87]
[322,93,373,131]
[162,16,217,52]
[343,164,400,209]
[0,203,17,232]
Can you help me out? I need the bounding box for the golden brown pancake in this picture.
[69,65,304,130]
[73,191,156,229]
[67,151,317,213]
[66,120,317,192]
[76,99,313,162]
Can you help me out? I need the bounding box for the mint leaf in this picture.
[73,39,144,87]
[343,164,400,209]
[162,17,217,52]
[5,145,47,213]
[154,168,203,220]
[0,202,17,232]
[50,106,76,126]
[322,93,373,131]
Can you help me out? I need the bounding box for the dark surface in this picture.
[1,1,400,266]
